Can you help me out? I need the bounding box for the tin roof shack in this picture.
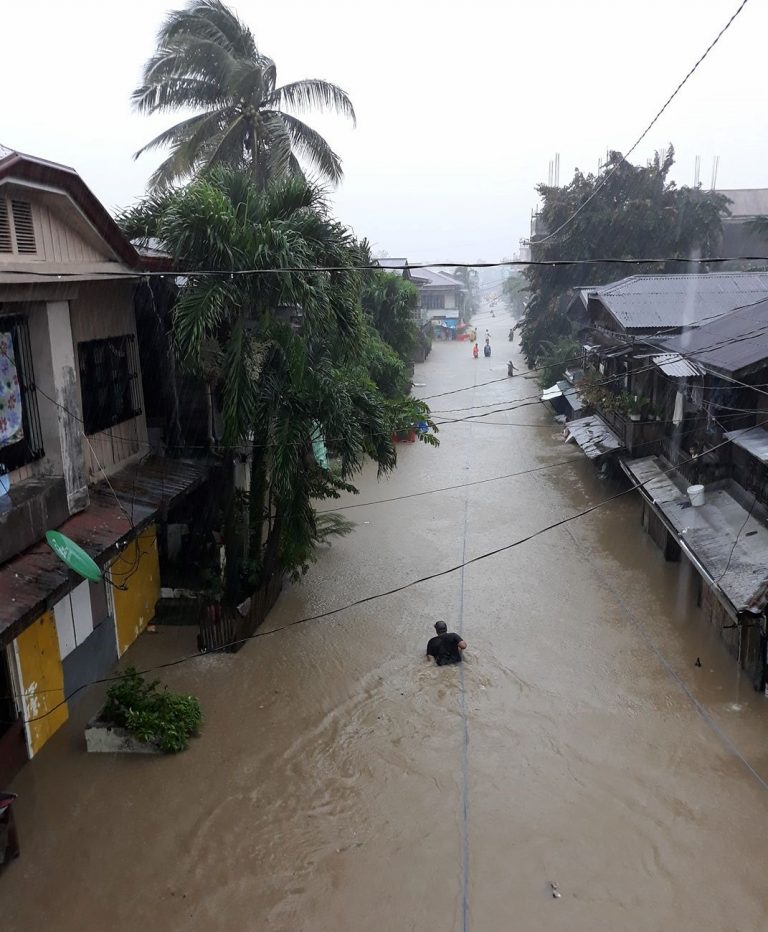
[0,146,208,782]
[565,273,768,460]
[621,457,768,685]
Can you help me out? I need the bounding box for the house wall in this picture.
[13,610,68,756]
[0,188,110,266]
[69,280,148,479]
[9,527,161,758]
[111,524,161,657]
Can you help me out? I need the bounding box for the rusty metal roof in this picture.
[0,457,208,647]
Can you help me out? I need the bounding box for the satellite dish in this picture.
[46,530,102,582]
[0,473,9,497]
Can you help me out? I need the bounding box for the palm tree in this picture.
[132,0,356,189]
[118,170,435,595]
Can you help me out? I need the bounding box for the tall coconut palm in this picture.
[132,0,356,189]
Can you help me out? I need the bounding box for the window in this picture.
[78,335,141,434]
[422,292,446,310]
[0,314,44,472]
[0,196,37,255]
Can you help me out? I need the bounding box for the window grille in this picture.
[0,314,45,471]
[78,335,142,435]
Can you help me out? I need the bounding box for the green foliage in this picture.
[132,0,355,188]
[102,667,202,753]
[537,337,582,389]
[119,169,438,592]
[502,274,528,316]
[360,270,420,363]
[451,267,480,318]
[521,146,729,365]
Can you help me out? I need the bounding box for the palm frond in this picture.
[265,79,357,126]
[276,112,344,185]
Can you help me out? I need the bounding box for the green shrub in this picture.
[102,667,202,753]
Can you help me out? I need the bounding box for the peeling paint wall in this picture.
[14,611,68,756]
[111,524,161,657]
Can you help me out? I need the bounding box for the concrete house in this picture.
[0,146,207,783]
[410,267,467,332]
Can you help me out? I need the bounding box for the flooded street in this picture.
[4,307,768,931]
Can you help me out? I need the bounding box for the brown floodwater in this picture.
[3,307,768,931]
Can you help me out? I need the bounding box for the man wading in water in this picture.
[426,620,467,666]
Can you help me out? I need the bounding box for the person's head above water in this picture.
[434,620,448,634]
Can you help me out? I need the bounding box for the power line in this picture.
[316,458,577,513]
[8,418,765,724]
[5,252,768,281]
[534,0,751,245]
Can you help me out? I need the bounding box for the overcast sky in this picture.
[3,0,766,262]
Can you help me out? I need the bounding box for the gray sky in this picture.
[4,0,767,261]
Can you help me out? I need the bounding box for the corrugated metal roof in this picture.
[410,267,465,289]
[724,427,768,464]
[0,457,208,646]
[622,456,768,614]
[583,272,768,331]
[542,380,570,401]
[542,381,582,411]
[658,295,768,376]
[564,415,623,459]
[652,353,704,378]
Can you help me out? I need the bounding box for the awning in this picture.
[724,427,768,464]
[0,456,209,646]
[542,380,570,401]
[564,415,623,459]
[541,380,583,412]
[652,353,704,378]
[621,455,768,615]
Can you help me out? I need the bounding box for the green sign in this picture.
[46,531,102,582]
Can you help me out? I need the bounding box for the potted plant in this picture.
[85,667,202,754]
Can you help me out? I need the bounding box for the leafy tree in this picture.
[521,146,729,365]
[536,337,582,389]
[360,270,420,365]
[119,170,435,593]
[132,0,356,189]
[502,273,528,317]
[451,266,480,318]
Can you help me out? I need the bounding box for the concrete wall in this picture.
[13,610,68,757]
[62,617,117,706]
[69,280,148,479]
[111,524,161,657]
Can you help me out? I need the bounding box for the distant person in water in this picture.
[426,620,467,666]
[473,343,479,359]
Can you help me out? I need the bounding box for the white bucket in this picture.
[687,484,705,507]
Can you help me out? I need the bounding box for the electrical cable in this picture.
[6,253,768,279]
[7,419,765,724]
[316,457,577,513]
[533,0,751,245]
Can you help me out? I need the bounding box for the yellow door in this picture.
[111,524,161,657]
[15,611,68,756]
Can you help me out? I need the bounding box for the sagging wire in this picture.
[6,417,768,726]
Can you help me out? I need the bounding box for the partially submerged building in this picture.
[0,146,209,783]
[547,272,768,687]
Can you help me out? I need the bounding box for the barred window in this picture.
[78,335,141,435]
[0,314,44,472]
